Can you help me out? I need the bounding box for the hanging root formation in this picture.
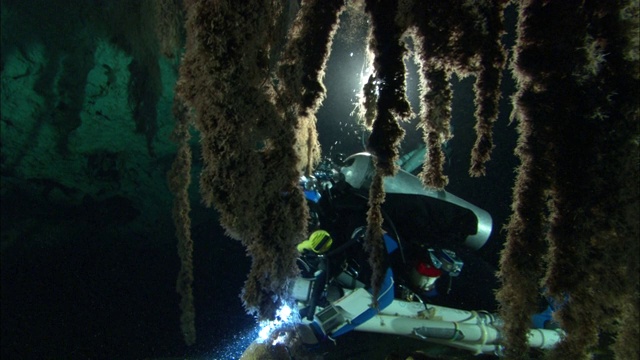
[173,0,344,326]
[497,1,639,359]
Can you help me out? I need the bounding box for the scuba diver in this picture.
[298,152,499,314]
[287,152,563,355]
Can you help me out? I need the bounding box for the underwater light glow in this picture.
[208,303,295,359]
[257,304,295,343]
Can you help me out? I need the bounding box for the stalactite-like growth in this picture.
[278,0,346,175]
[498,1,639,358]
[173,0,344,324]
[416,64,452,189]
[107,0,163,157]
[397,0,508,189]
[361,0,410,301]
[398,2,453,190]
[176,0,297,321]
[167,98,195,346]
[468,1,508,177]
[363,0,409,174]
[364,169,387,306]
[278,0,345,117]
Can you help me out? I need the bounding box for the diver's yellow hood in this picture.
[297,230,333,254]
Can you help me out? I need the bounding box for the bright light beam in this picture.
[257,304,295,344]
